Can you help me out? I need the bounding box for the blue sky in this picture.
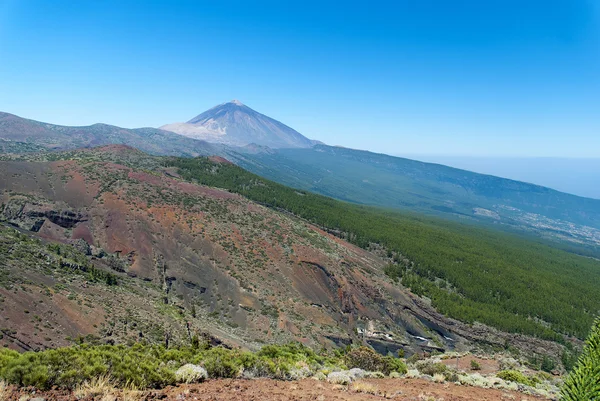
[0,0,599,157]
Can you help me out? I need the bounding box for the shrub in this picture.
[311,372,326,381]
[497,370,536,387]
[351,381,378,394]
[347,368,366,380]
[540,355,556,373]
[0,341,350,390]
[470,360,481,371]
[345,347,407,375]
[345,347,382,372]
[417,361,448,376]
[200,347,247,378]
[174,364,207,383]
[561,318,600,401]
[432,373,446,383]
[382,356,408,375]
[406,353,423,365]
[364,371,385,378]
[327,371,352,385]
[459,373,493,388]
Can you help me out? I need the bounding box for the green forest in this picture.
[165,157,600,342]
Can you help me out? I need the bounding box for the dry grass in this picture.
[0,380,9,401]
[351,381,378,395]
[120,381,145,401]
[433,373,446,383]
[418,393,444,401]
[73,375,116,399]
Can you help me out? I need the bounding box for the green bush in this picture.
[0,344,176,389]
[540,355,556,373]
[417,361,448,376]
[198,347,252,378]
[0,341,370,389]
[470,360,481,371]
[497,370,537,387]
[561,318,600,401]
[0,342,405,389]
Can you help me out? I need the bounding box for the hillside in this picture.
[236,145,600,251]
[160,100,315,148]
[1,146,585,366]
[166,155,600,341]
[0,146,463,356]
[3,111,599,256]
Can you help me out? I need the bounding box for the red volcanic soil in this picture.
[208,155,233,164]
[2,378,551,401]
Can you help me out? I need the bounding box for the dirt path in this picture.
[5,378,551,401]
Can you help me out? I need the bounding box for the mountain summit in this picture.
[160,100,315,148]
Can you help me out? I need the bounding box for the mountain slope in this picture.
[160,100,315,148]
[0,146,580,365]
[2,111,599,252]
[165,156,600,341]
[234,145,600,250]
[0,146,460,355]
[0,111,221,156]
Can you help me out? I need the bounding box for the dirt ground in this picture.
[4,378,551,401]
[441,355,501,375]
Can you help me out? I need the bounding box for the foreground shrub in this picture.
[0,343,278,389]
[327,371,352,385]
[561,318,600,401]
[174,364,207,384]
[0,342,403,390]
[0,344,177,389]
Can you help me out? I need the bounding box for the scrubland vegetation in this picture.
[0,343,405,390]
[166,157,600,341]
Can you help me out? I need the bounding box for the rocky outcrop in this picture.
[1,196,88,232]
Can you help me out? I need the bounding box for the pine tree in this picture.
[561,318,600,400]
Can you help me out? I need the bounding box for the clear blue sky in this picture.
[1,0,599,157]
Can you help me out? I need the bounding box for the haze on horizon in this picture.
[1,2,599,159]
